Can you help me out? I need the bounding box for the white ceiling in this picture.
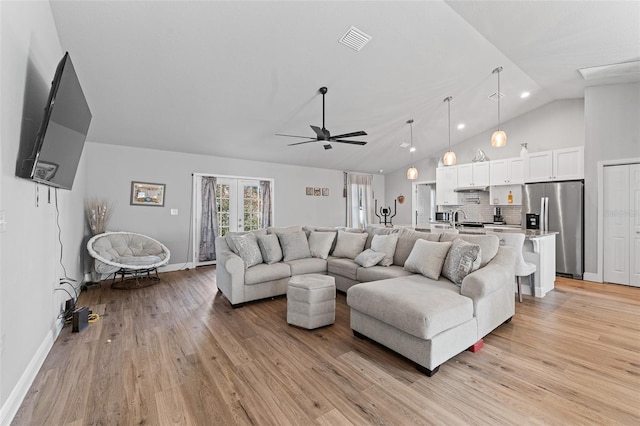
[49,0,640,174]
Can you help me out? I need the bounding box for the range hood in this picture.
[454,186,489,193]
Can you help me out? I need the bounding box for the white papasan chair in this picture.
[87,231,170,288]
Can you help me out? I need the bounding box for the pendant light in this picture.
[406,119,418,180]
[442,96,456,166]
[491,66,507,147]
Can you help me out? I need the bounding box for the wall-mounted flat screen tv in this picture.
[16,52,92,190]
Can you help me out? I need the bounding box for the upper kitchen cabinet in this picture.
[525,146,584,182]
[457,162,490,188]
[436,166,461,206]
[490,157,524,185]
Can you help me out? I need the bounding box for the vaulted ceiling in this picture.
[49,0,640,174]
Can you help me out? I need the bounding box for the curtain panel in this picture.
[199,176,219,261]
[260,180,272,228]
[346,172,373,228]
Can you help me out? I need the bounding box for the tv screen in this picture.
[17,52,92,190]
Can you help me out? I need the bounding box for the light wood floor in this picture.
[13,269,640,425]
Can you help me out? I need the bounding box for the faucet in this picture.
[451,208,467,228]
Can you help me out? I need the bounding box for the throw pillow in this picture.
[393,228,441,266]
[267,225,302,235]
[308,231,336,260]
[439,233,497,267]
[230,233,263,269]
[371,233,398,267]
[441,238,481,285]
[354,249,386,268]
[257,234,283,264]
[225,229,267,254]
[403,239,452,280]
[277,231,312,261]
[331,230,368,259]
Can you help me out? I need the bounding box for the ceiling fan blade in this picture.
[323,144,333,150]
[310,125,329,140]
[287,140,316,146]
[330,130,367,139]
[276,133,315,139]
[333,140,367,145]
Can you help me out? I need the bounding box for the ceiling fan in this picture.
[276,87,368,150]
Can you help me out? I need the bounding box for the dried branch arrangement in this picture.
[85,198,114,235]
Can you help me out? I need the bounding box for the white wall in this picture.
[584,82,640,273]
[84,142,385,265]
[385,99,585,224]
[1,1,87,423]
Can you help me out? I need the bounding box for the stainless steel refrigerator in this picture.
[522,180,584,279]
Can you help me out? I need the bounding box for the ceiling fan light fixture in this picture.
[491,67,507,147]
[442,96,456,166]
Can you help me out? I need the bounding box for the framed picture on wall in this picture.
[306,187,314,196]
[314,187,321,196]
[130,181,166,206]
[322,188,329,196]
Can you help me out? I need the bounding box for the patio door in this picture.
[193,176,269,266]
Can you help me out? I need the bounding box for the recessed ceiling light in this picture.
[409,147,416,153]
[520,91,530,99]
[339,26,372,51]
[457,123,465,130]
[399,142,410,148]
[378,169,384,173]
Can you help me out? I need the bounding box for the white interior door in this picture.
[630,164,640,286]
[412,181,435,228]
[603,165,631,285]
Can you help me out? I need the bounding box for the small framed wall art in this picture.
[314,187,321,196]
[306,187,314,196]
[130,181,166,206]
[322,188,329,196]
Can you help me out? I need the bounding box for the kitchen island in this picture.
[421,222,558,298]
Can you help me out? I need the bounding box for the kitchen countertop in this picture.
[418,224,557,239]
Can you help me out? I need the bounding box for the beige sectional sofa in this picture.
[215,225,517,375]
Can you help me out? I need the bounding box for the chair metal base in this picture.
[110,267,160,289]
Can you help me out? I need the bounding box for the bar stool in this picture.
[486,231,536,302]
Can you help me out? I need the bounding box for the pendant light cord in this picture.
[493,66,503,130]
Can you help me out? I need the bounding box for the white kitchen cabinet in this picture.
[436,166,460,206]
[490,157,524,185]
[457,162,490,188]
[525,146,584,182]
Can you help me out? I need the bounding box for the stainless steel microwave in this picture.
[435,211,452,221]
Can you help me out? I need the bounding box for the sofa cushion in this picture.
[267,225,302,235]
[245,262,291,285]
[371,233,398,267]
[441,238,481,285]
[393,228,441,266]
[404,239,452,280]
[354,249,386,268]
[225,229,267,254]
[439,233,499,267]
[257,234,283,264]
[328,257,359,281]
[347,275,473,340]
[356,265,413,282]
[278,231,312,261]
[364,226,400,249]
[331,230,368,259]
[308,231,336,260]
[285,258,328,275]
[230,233,263,268]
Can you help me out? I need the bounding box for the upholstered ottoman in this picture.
[287,274,336,329]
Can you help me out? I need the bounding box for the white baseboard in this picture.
[583,272,602,283]
[0,319,63,426]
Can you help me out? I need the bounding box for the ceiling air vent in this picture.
[339,26,372,51]
[488,91,504,101]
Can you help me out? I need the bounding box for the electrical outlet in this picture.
[0,210,6,232]
[170,209,178,216]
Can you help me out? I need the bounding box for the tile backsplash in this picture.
[439,192,522,225]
